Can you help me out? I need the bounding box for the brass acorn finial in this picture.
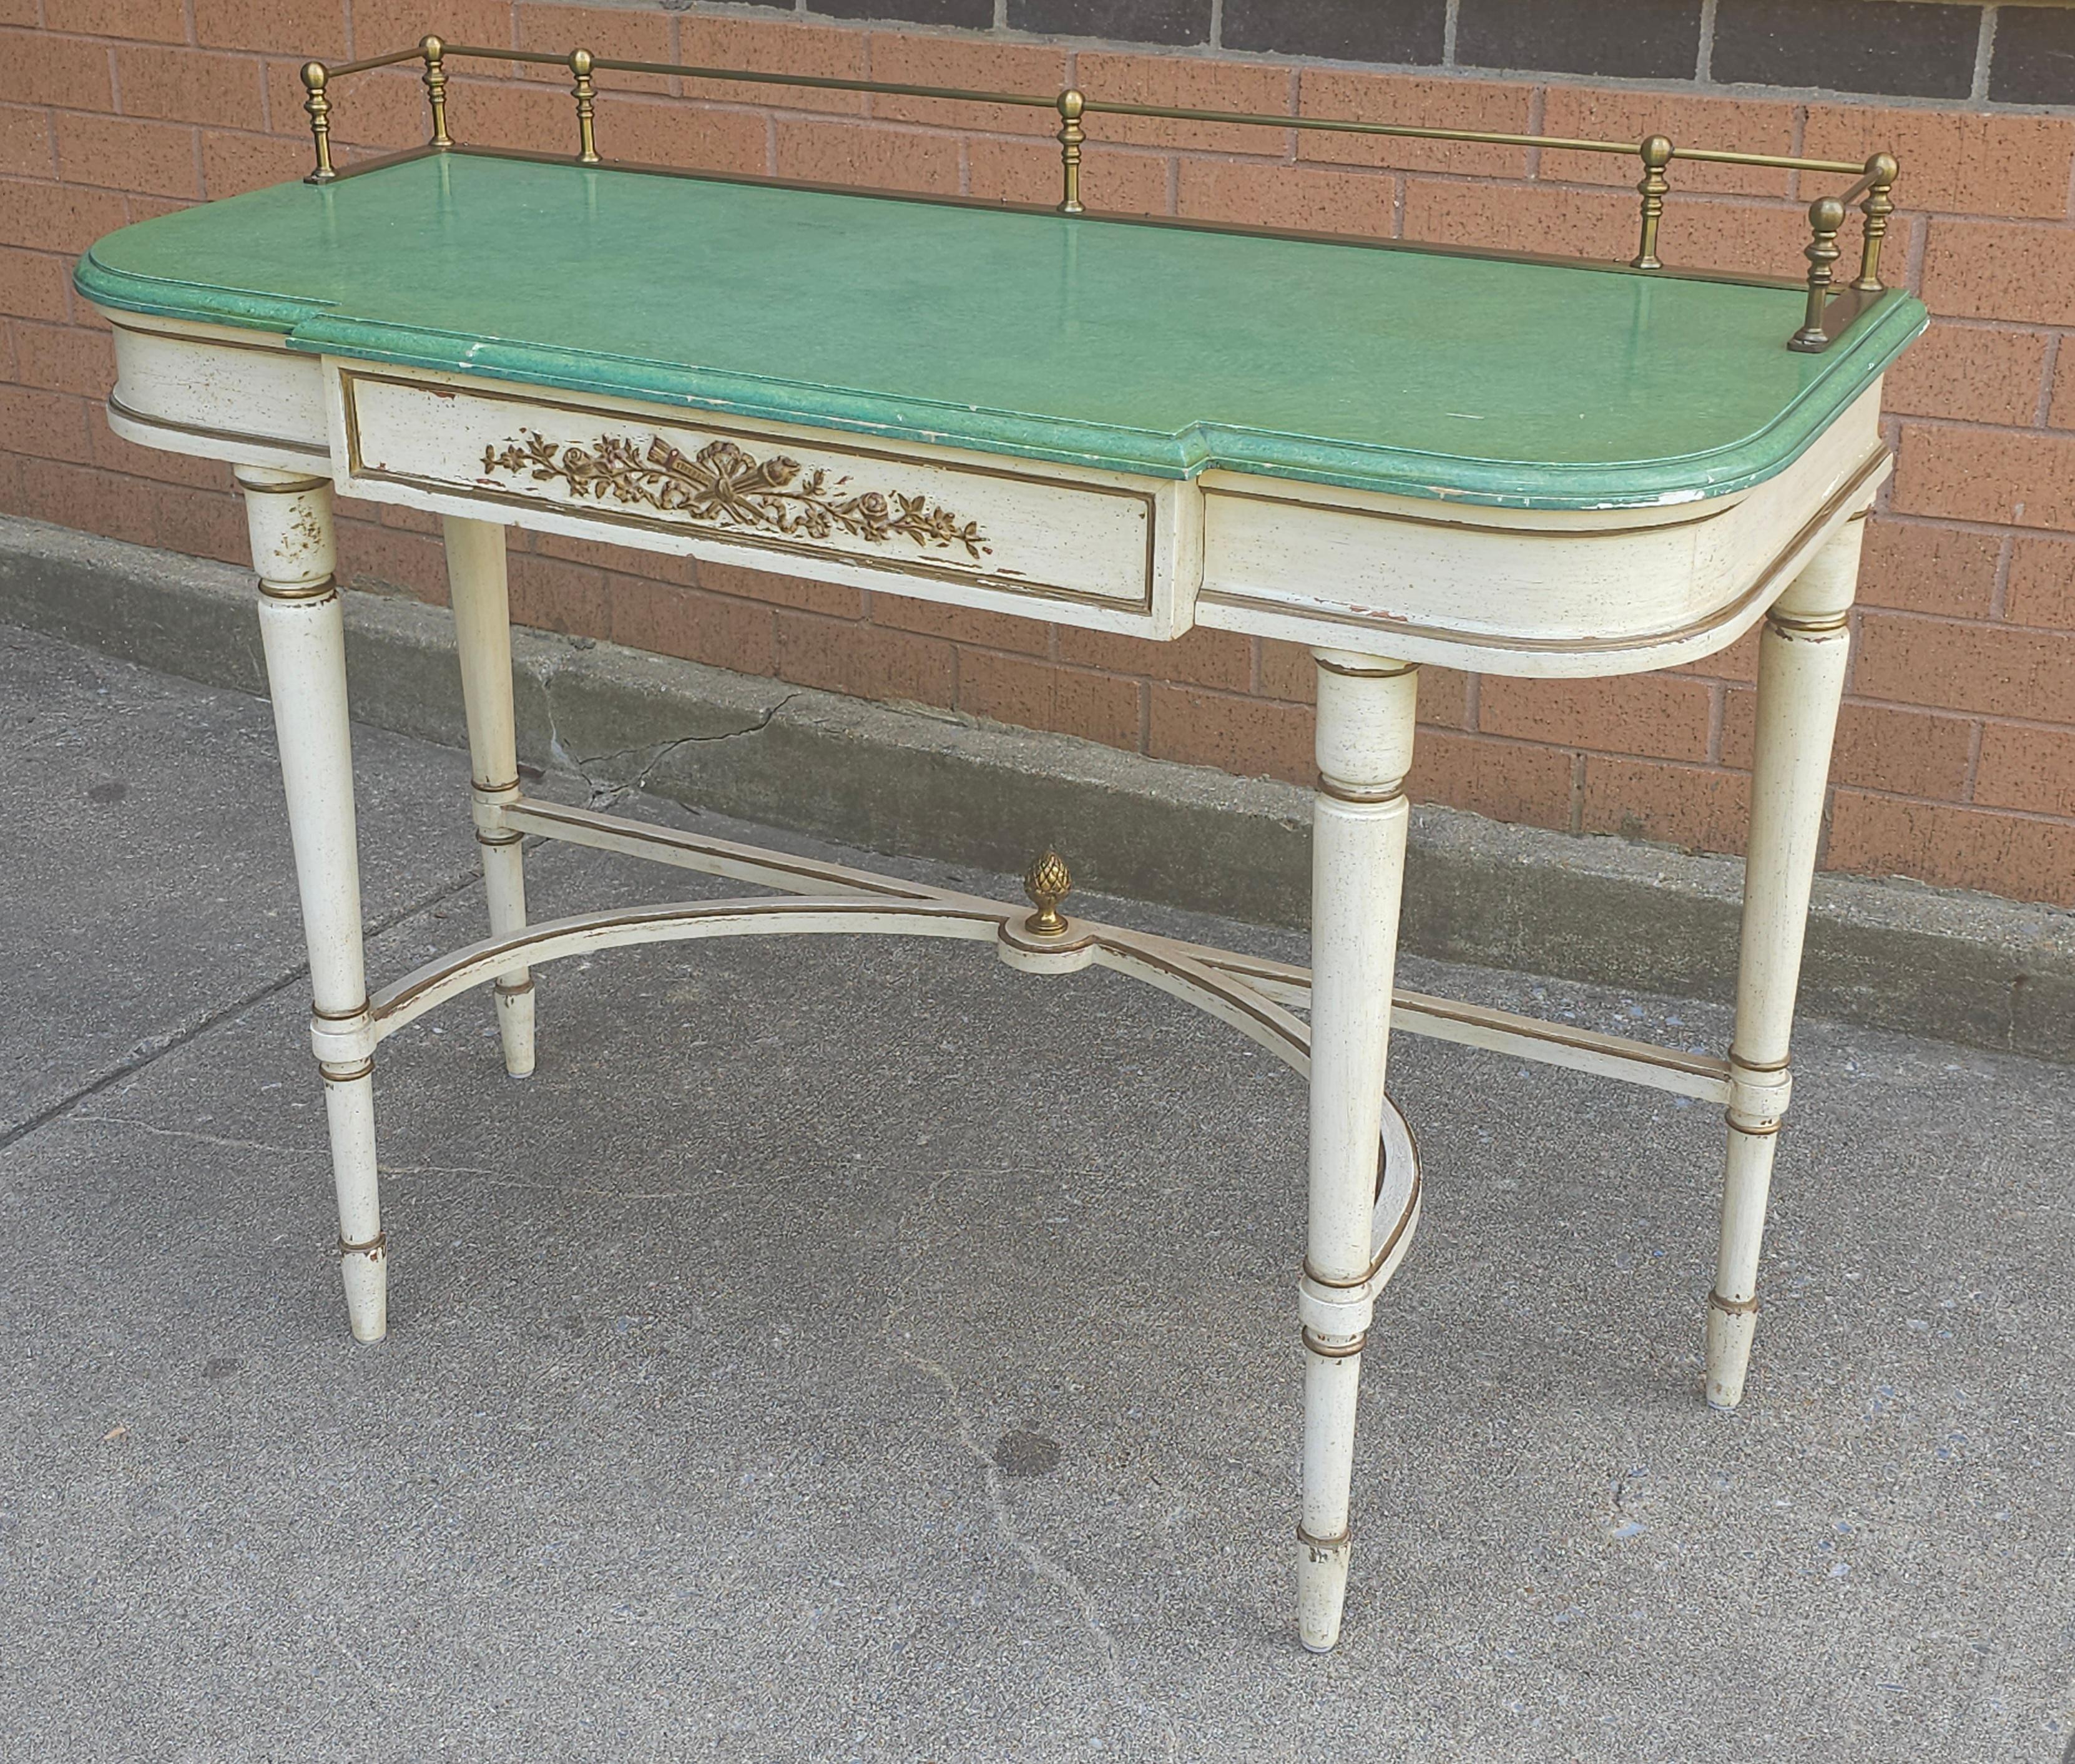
[1023,848,1071,936]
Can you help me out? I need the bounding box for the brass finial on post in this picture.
[1056,88,1085,215]
[1023,848,1072,936]
[1852,152,1897,293]
[1630,134,1672,270]
[300,62,335,183]
[1790,195,1847,353]
[570,48,599,164]
[421,36,452,149]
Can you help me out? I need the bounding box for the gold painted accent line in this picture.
[1202,448,1892,661]
[475,828,522,848]
[494,975,535,997]
[1314,655,1416,678]
[1303,1257,1371,1291]
[257,574,339,603]
[1300,1329,1368,1360]
[1393,989,1732,1095]
[474,775,522,795]
[321,1057,375,1083]
[501,795,942,900]
[370,897,1006,1021]
[1729,1051,1791,1074]
[1315,775,1408,805]
[1767,607,1852,636]
[1708,1290,1759,1317]
[238,471,331,494]
[311,999,371,1022]
[1297,1523,1352,1552]
[109,392,329,462]
[1205,480,1727,541]
[1726,1112,1783,1137]
[339,1229,388,1257]
[107,320,292,355]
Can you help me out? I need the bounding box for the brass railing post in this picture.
[571,48,599,164]
[300,61,336,182]
[1853,152,1897,293]
[1790,196,1847,352]
[1057,88,1084,215]
[422,35,452,149]
[1631,134,1672,270]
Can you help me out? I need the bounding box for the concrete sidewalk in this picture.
[3,619,2071,1762]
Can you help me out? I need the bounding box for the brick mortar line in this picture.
[149,7,2075,124]
[1832,780,2075,825]
[1568,746,2075,826]
[1858,600,2075,632]
[31,19,2075,128]
[1896,409,2075,438]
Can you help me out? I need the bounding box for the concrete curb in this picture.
[6,511,2071,1062]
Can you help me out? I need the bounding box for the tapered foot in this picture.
[1297,1525,1352,1652]
[340,1233,389,1343]
[494,975,536,1077]
[1705,1290,1760,1409]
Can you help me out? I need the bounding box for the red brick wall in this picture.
[6,1,2075,905]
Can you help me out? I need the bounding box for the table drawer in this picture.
[338,370,1156,611]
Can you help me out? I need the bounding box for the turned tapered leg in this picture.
[1297,650,1418,1653]
[443,516,535,1077]
[1707,516,1864,1409]
[239,466,385,1343]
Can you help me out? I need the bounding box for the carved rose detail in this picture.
[479,431,991,561]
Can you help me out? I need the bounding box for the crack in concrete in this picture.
[883,1171,1180,1764]
[532,652,802,808]
[0,863,491,1156]
[56,1117,715,1202]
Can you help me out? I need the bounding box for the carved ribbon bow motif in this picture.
[480,430,990,560]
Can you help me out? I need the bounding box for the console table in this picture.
[75,39,1922,1652]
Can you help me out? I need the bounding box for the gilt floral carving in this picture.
[479,430,990,559]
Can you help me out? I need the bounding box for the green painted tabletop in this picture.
[76,150,1924,509]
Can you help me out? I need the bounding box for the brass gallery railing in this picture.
[297,36,1901,355]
